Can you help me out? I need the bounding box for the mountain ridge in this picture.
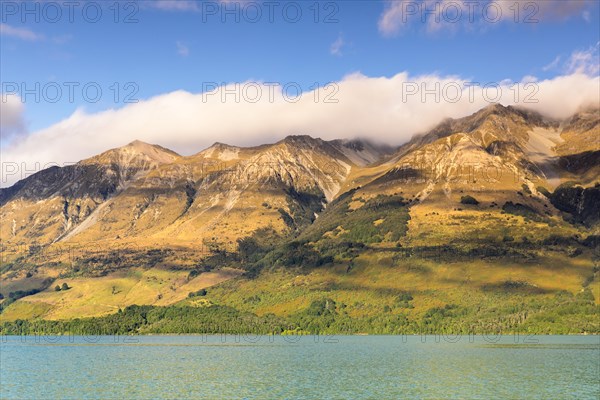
[1,105,598,247]
[1,104,598,328]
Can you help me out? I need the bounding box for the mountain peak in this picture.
[282,134,320,143]
[483,103,507,111]
[123,140,178,154]
[127,139,148,146]
[476,103,546,122]
[82,140,180,167]
[194,141,242,161]
[475,103,517,118]
[209,141,239,150]
[278,135,325,149]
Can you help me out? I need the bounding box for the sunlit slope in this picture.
[1,267,242,321]
[1,136,393,248]
[1,105,598,326]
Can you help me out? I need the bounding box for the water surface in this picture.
[1,335,598,399]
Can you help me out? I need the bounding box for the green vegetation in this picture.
[231,194,410,278]
[279,188,325,232]
[2,194,597,335]
[1,288,597,335]
[68,249,173,278]
[2,186,598,336]
[54,283,70,291]
[0,305,294,335]
[272,241,333,269]
[301,193,410,245]
[395,292,414,309]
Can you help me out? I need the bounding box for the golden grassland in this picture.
[1,187,597,327]
[204,250,598,319]
[1,267,242,321]
[199,200,598,322]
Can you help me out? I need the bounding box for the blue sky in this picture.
[1,0,598,134]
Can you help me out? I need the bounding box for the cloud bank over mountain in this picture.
[1,71,598,187]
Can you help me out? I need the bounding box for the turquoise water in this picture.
[1,335,598,399]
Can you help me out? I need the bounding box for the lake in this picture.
[1,335,598,399]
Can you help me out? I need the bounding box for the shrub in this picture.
[395,291,414,308]
[55,285,61,292]
[305,298,336,316]
[61,283,69,291]
[502,201,542,222]
[396,291,413,302]
[576,288,595,303]
[277,242,331,269]
[188,289,208,298]
[460,195,479,205]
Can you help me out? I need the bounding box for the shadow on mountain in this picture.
[530,150,600,177]
[480,280,552,295]
[370,166,427,186]
[549,182,600,226]
[0,163,143,206]
[557,150,600,174]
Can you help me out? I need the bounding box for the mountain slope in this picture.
[0,141,181,245]
[1,135,393,250]
[1,105,598,327]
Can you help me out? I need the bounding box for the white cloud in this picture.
[378,0,494,36]
[521,75,538,83]
[52,34,73,45]
[493,0,594,22]
[378,1,411,36]
[176,41,190,57]
[0,23,72,44]
[378,0,595,36]
[582,10,591,22]
[330,34,345,56]
[0,94,27,140]
[148,1,200,12]
[542,56,561,72]
[148,0,238,12]
[565,42,600,76]
[519,73,599,118]
[543,43,600,76]
[1,72,598,187]
[0,23,44,41]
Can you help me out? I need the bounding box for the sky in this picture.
[0,0,599,186]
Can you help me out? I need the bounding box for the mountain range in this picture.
[1,104,599,333]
